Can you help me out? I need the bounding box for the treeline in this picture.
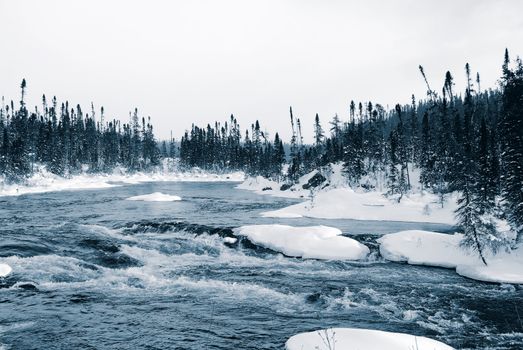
[180,50,522,254]
[179,116,285,178]
[0,81,169,180]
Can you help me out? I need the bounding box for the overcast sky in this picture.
[1,0,522,142]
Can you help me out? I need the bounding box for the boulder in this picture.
[280,183,292,191]
[302,173,327,190]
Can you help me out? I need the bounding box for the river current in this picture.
[0,181,522,349]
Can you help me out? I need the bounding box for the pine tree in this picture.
[499,52,523,242]
[313,113,324,146]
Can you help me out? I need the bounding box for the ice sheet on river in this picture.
[378,230,523,284]
[126,192,182,201]
[286,328,454,350]
[234,224,369,260]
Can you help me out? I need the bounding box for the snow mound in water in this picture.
[126,192,182,202]
[378,230,523,284]
[234,224,369,260]
[262,188,457,225]
[223,237,237,244]
[286,328,454,350]
[0,263,13,277]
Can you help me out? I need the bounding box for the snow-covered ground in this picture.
[285,328,454,350]
[126,192,182,202]
[378,230,523,284]
[262,188,457,224]
[238,164,457,225]
[233,224,369,260]
[0,164,244,197]
[0,263,12,277]
[236,163,347,199]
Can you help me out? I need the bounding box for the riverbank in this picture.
[0,164,244,197]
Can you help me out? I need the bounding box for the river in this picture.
[0,181,521,349]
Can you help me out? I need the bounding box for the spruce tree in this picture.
[499,52,523,243]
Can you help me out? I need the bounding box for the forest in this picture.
[1,50,522,259]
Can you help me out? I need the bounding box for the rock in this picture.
[18,283,38,291]
[262,187,272,191]
[280,183,292,191]
[302,173,327,190]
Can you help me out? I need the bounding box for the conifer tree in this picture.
[499,51,523,242]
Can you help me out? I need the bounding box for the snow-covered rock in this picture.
[378,230,523,284]
[0,263,12,277]
[285,328,454,350]
[223,237,238,244]
[234,224,369,260]
[126,192,182,202]
[262,188,457,225]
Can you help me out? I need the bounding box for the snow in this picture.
[236,176,304,198]
[223,237,238,244]
[378,230,523,284]
[0,164,244,197]
[262,188,457,225]
[238,164,457,225]
[285,328,454,350]
[236,165,337,199]
[0,263,12,277]
[234,224,369,260]
[126,192,182,202]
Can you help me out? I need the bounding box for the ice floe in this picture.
[285,328,454,350]
[234,224,369,260]
[126,192,182,202]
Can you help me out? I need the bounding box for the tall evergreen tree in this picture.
[499,51,523,242]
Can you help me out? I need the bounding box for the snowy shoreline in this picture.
[0,166,244,197]
[237,165,457,225]
[379,230,523,285]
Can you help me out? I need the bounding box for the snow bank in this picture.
[0,263,12,277]
[378,230,523,284]
[262,188,457,225]
[236,176,303,198]
[237,166,335,199]
[238,164,456,225]
[286,328,454,350]
[234,224,369,260]
[126,192,182,202]
[0,165,244,197]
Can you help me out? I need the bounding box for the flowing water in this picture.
[0,181,522,349]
